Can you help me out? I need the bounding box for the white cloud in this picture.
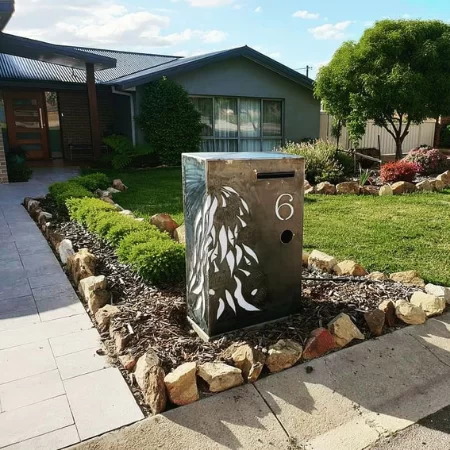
[232,4,243,9]
[268,51,281,59]
[293,10,319,20]
[186,0,234,7]
[254,6,262,13]
[308,21,352,40]
[6,0,228,50]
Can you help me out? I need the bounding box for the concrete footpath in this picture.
[0,169,143,449]
[73,312,450,450]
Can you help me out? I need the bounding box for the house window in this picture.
[191,96,283,152]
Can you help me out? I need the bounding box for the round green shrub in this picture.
[135,78,203,166]
[74,173,110,191]
[67,198,116,225]
[49,181,93,211]
[117,230,170,263]
[120,239,186,284]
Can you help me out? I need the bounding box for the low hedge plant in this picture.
[119,239,185,285]
[49,181,93,211]
[49,173,110,213]
[66,197,185,284]
[73,173,110,191]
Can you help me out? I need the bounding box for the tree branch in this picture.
[400,118,412,141]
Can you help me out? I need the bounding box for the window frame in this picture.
[190,95,284,152]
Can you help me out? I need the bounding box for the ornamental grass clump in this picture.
[280,140,353,184]
[403,147,448,175]
[380,160,419,183]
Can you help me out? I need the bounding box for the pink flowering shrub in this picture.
[403,147,447,175]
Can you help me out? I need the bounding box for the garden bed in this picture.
[39,208,422,415]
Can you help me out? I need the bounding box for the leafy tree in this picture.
[315,20,450,159]
[135,77,202,166]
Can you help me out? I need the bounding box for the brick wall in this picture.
[0,131,8,183]
[58,88,115,157]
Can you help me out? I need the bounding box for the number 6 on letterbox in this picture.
[182,152,305,340]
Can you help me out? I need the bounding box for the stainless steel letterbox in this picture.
[182,152,305,339]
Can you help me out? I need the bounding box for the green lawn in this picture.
[99,167,450,286]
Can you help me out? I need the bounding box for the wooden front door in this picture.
[4,90,50,160]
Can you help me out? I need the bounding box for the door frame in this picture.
[3,89,51,160]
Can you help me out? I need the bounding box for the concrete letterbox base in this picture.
[182,152,305,339]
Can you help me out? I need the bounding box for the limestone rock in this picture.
[302,251,310,267]
[112,179,128,191]
[395,300,427,325]
[378,300,396,327]
[38,211,53,225]
[316,182,336,195]
[308,250,337,273]
[304,180,312,191]
[436,171,450,187]
[174,224,186,244]
[390,270,425,288]
[27,199,40,214]
[164,362,199,406]
[367,271,388,281]
[150,213,179,237]
[135,349,166,414]
[430,179,445,191]
[107,187,121,194]
[101,197,116,205]
[364,309,385,336]
[79,275,109,314]
[305,185,315,195]
[391,181,416,195]
[416,180,433,192]
[119,210,134,217]
[410,291,446,317]
[334,260,367,277]
[336,181,360,195]
[223,343,265,383]
[67,248,96,285]
[47,228,64,249]
[379,185,393,196]
[95,304,120,331]
[119,354,137,372]
[23,197,34,209]
[361,185,379,196]
[31,207,42,221]
[197,362,243,393]
[57,239,74,264]
[110,329,129,353]
[302,328,336,360]
[328,313,365,348]
[425,283,450,304]
[95,189,111,199]
[265,339,303,373]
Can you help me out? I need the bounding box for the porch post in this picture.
[86,63,101,159]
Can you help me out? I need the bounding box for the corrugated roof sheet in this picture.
[0,45,180,84]
[112,46,314,91]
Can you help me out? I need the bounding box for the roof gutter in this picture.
[111,86,136,145]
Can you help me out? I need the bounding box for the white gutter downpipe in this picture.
[111,86,136,145]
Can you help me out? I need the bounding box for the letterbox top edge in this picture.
[182,152,304,161]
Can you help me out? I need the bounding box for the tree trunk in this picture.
[395,138,403,160]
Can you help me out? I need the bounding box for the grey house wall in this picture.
[135,56,320,146]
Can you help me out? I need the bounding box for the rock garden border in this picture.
[305,169,450,195]
[22,177,450,417]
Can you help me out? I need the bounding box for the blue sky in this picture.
[6,0,450,78]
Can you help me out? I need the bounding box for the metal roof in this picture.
[112,46,314,91]
[0,33,116,71]
[0,39,180,84]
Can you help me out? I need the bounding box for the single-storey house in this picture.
[0,2,320,183]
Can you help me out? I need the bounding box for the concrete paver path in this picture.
[0,170,143,449]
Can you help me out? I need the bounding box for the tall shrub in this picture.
[135,78,202,166]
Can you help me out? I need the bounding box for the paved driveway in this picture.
[0,170,143,449]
